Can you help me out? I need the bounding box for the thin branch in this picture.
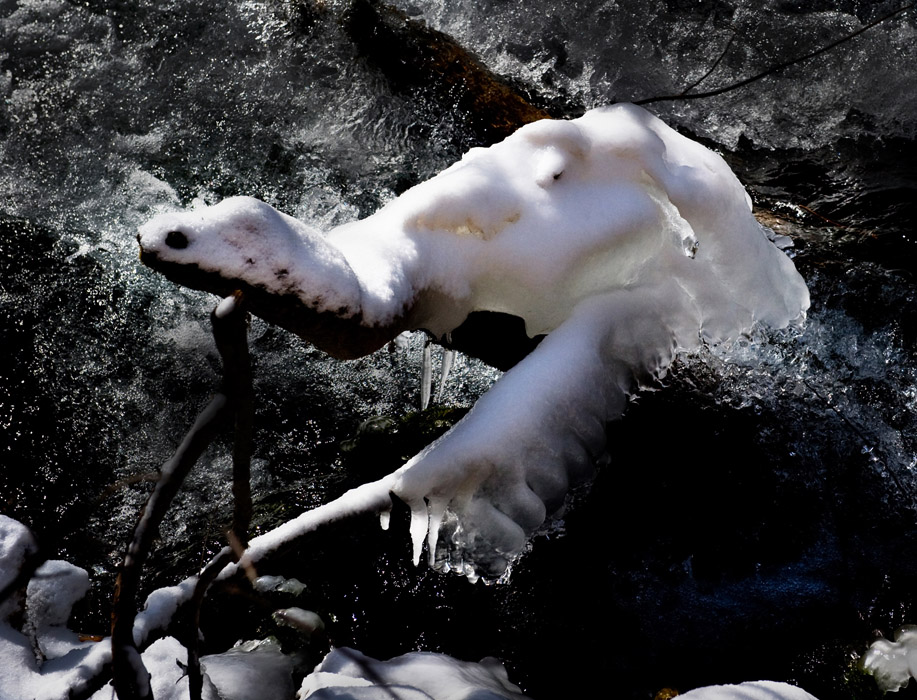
[678,30,738,97]
[111,293,250,700]
[111,394,233,700]
[634,3,916,106]
[187,291,254,700]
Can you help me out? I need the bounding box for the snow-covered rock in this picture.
[139,104,809,579]
[297,647,528,700]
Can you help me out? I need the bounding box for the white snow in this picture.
[0,515,38,622]
[0,517,110,700]
[139,103,809,580]
[24,559,91,661]
[138,104,808,339]
[861,626,917,692]
[297,647,528,700]
[678,681,819,700]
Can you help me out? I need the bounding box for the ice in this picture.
[272,608,325,638]
[201,639,295,700]
[139,104,808,578]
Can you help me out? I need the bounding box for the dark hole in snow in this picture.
[165,230,189,249]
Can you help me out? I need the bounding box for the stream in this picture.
[2,0,917,697]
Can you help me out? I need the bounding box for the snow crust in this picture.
[139,104,808,577]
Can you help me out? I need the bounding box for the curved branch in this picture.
[678,31,737,97]
[111,293,250,700]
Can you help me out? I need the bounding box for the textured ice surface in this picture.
[140,104,808,579]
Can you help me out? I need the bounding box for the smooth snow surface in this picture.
[140,104,809,579]
[297,647,528,700]
[678,681,819,700]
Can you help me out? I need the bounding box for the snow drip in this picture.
[139,105,809,580]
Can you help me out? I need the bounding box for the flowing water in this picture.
[1,0,916,697]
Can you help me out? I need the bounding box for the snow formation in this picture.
[0,516,108,700]
[1,516,824,699]
[138,104,809,579]
[861,626,917,692]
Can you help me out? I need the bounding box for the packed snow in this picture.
[139,104,809,579]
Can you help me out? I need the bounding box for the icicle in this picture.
[408,501,430,565]
[425,497,450,566]
[420,341,433,409]
[436,349,455,403]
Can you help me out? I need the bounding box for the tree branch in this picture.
[187,292,254,700]
[111,293,250,700]
[634,3,915,106]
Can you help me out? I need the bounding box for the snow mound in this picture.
[298,647,528,700]
[679,681,818,700]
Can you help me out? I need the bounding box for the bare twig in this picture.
[111,293,251,700]
[678,31,738,97]
[111,395,233,700]
[187,292,254,700]
[634,3,916,106]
